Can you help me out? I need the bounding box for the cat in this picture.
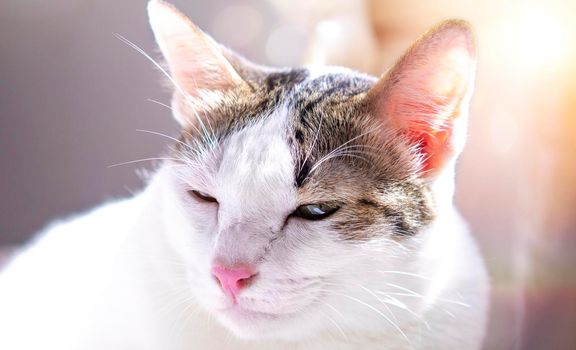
[0,1,489,349]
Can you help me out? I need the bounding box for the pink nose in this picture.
[211,264,257,303]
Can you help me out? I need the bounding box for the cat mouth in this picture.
[221,305,294,320]
[216,294,320,325]
[212,292,326,338]
[215,304,305,338]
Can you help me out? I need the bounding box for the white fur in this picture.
[0,3,488,346]
[0,106,488,349]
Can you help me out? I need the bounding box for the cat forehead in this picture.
[189,66,375,133]
[290,66,376,111]
[217,105,294,191]
[178,66,377,162]
[247,68,376,183]
[176,67,388,187]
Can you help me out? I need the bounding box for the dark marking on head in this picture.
[294,129,305,144]
[295,161,311,188]
[358,198,378,207]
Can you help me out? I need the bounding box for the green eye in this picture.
[293,203,339,221]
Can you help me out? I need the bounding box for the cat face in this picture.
[160,69,433,339]
[148,0,476,340]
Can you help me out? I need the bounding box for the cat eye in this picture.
[188,190,218,203]
[292,203,339,221]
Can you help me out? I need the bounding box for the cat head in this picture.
[147,0,476,340]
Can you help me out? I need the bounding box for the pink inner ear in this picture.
[373,21,476,175]
[410,129,452,173]
[170,42,239,97]
[148,0,243,100]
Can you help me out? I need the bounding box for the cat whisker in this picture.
[114,33,179,93]
[384,292,471,308]
[320,299,348,324]
[310,152,372,172]
[176,303,199,345]
[336,150,383,163]
[330,148,379,158]
[386,283,422,296]
[114,33,215,146]
[136,129,196,153]
[163,163,194,173]
[181,76,218,146]
[117,253,189,267]
[157,287,194,314]
[183,124,220,159]
[201,109,218,150]
[145,276,189,285]
[385,283,471,308]
[318,308,349,341]
[309,126,382,175]
[377,270,434,281]
[323,280,433,333]
[357,238,412,254]
[299,110,325,175]
[326,290,413,349]
[107,157,184,168]
[169,298,198,343]
[223,323,236,350]
[380,293,431,331]
[354,283,400,323]
[378,290,470,321]
[329,144,382,157]
[147,98,173,110]
[353,282,432,331]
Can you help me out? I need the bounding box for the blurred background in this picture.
[1,0,575,348]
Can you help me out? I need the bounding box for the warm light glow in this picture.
[499,6,572,71]
[265,25,307,66]
[307,20,344,65]
[212,4,263,48]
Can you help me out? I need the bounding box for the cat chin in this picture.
[213,306,322,340]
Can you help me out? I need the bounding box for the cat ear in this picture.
[367,20,476,176]
[147,0,245,124]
